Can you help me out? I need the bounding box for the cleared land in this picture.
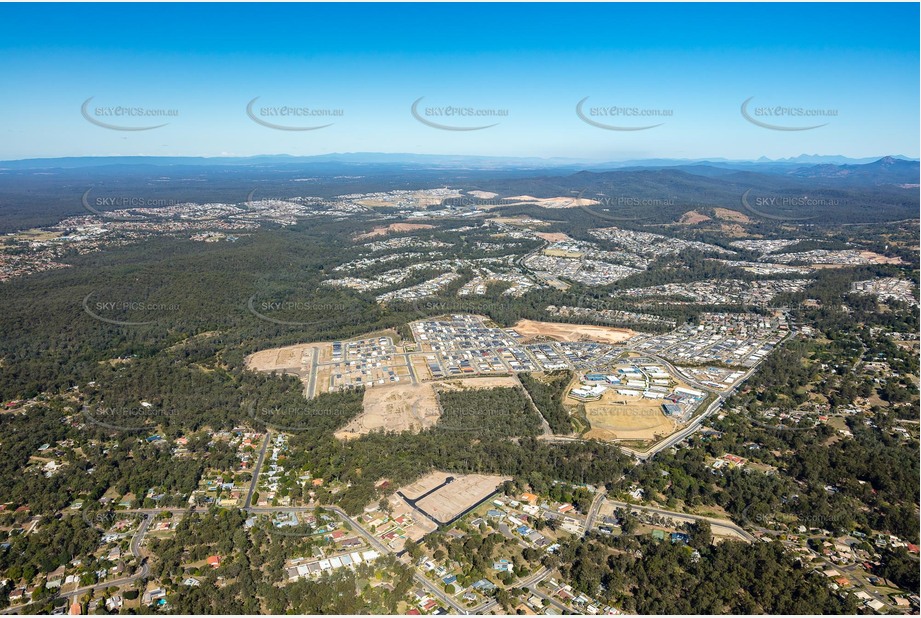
[435,376,520,391]
[512,319,636,345]
[355,190,462,210]
[582,403,675,442]
[535,232,572,242]
[385,494,437,545]
[678,210,712,225]
[245,343,322,394]
[502,195,589,209]
[334,382,439,440]
[399,471,510,525]
[399,471,455,500]
[487,216,550,228]
[712,207,751,223]
[858,251,902,265]
[354,223,435,240]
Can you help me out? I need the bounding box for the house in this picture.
[142,587,166,605]
[183,577,201,587]
[493,559,514,572]
[207,555,221,568]
[472,579,497,593]
[521,493,538,505]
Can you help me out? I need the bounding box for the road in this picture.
[244,431,272,509]
[3,512,154,615]
[472,565,555,614]
[605,499,756,543]
[583,488,607,532]
[305,347,319,398]
[536,349,761,463]
[521,567,570,615]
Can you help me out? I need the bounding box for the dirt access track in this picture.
[512,319,637,345]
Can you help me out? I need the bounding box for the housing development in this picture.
[1,3,919,615]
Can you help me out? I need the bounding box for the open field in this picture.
[512,319,636,344]
[354,223,435,240]
[334,382,439,440]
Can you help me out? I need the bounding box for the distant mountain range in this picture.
[0,152,917,171]
[0,153,916,232]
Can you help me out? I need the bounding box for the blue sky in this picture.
[1,3,918,161]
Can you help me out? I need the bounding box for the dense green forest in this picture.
[550,532,857,614]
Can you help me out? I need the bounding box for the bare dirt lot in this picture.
[535,232,572,242]
[487,216,551,228]
[582,403,676,442]
[435,376,520,391]
[399,471,510,524]
[502,195,584,209]
[385,494,438,544]
[511,320,636,344]
[712,207,751,223]
[678,210,712,225]
[246,343,324,372]
[399,471,454,500]
[335,382,440,440]
[354,223,435,240]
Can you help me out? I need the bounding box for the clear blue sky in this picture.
[1,3,918,161]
